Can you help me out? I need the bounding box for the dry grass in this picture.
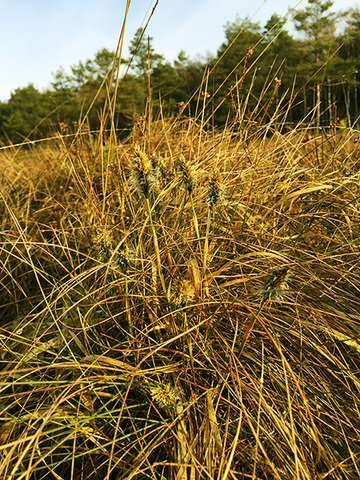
[1,115,360,480]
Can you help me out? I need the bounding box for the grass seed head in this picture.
[149,383,182,411]
[178,154,196,195]
[170,278,195,307]
[111,243,134,273]
[207,168,224,209]
[259,266,290,302]
[131,145,156,197]
[93,233,134,273]
[151,153,169,186]
[93,232,113,263]
[246,46,254,57]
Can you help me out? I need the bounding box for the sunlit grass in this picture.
[1,111,360,480]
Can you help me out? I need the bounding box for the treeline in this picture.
[1,0,360,143]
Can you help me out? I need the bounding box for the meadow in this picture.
[1,106,360,480]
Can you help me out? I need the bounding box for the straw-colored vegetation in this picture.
[2,112,360,479]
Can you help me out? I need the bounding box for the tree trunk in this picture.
[327,79,332,127]
[354,73,358,125]
[342,82,351,128]
[316,80,321,132]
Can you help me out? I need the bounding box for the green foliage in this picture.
[339,7,360,68]
[127,27,165,78]
[293,0,338,58]
[151,61,188,112]
[0,85,48,143]
[174,51,204,95]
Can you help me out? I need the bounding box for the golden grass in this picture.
[1,117,360,480]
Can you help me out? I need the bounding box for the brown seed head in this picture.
[246,46,254,57]
[93,232,113,263]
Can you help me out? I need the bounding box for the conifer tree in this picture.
[293,0,338,128]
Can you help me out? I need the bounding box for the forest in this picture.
[1,0,360,144]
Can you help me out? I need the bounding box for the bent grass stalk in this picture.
[202,208,211,298]
[238,298,267,359]
[183,309,195,380]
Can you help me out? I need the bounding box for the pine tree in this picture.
[293,0,339,129]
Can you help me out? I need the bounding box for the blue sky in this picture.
[1,0,358,101]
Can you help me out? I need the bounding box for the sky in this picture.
[0,0,358,101]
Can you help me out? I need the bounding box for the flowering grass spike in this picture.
[178,154,196,195]
[131,145,156,197]
[259,266,290,301]
[207,168,223,209]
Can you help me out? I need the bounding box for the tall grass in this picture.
[2,10,360,480]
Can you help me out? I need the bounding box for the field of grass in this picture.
[2,108,360,480]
